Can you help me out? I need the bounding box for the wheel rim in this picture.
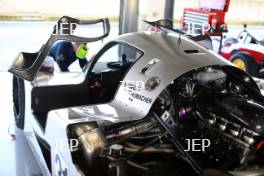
[233,59,246,71]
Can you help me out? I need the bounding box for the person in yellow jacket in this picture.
[48,41,88,72]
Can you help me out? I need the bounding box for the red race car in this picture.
[220,25,264,77]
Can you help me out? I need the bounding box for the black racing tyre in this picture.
[230,52,258,76]
[12,75,25,129]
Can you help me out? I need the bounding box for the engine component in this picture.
[196,68,227,84]
[109,144,124,158]
[72,123,106,166]
[106,118,157,139]
[174,66,264,173]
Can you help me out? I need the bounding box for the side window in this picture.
[92,42,143,73]
[89,42,143,102]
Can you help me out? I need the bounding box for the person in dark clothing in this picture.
[49,40,88,72]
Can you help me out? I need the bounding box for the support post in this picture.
[164,0,174,20]
[119,0,139,35]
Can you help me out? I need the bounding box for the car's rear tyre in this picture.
[230,52,258,76]
[12,75,25,129]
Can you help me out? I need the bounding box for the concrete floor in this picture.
[0,72,16,176]
[0,72,43,176]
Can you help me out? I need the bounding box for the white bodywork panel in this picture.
[110,32,231,118]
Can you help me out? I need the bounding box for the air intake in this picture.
[184,49,200,54]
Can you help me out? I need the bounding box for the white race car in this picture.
[10,17,264,176]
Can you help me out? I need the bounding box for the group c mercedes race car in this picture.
[9,16,264,176]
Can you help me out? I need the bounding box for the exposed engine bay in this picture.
[66,66,264,176]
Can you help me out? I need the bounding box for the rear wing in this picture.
[144,19,213,50]
[8,16,110,81]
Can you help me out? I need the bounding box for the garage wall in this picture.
[0,0,264,24]
[0,0,120,20]
[226,0,264,24]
